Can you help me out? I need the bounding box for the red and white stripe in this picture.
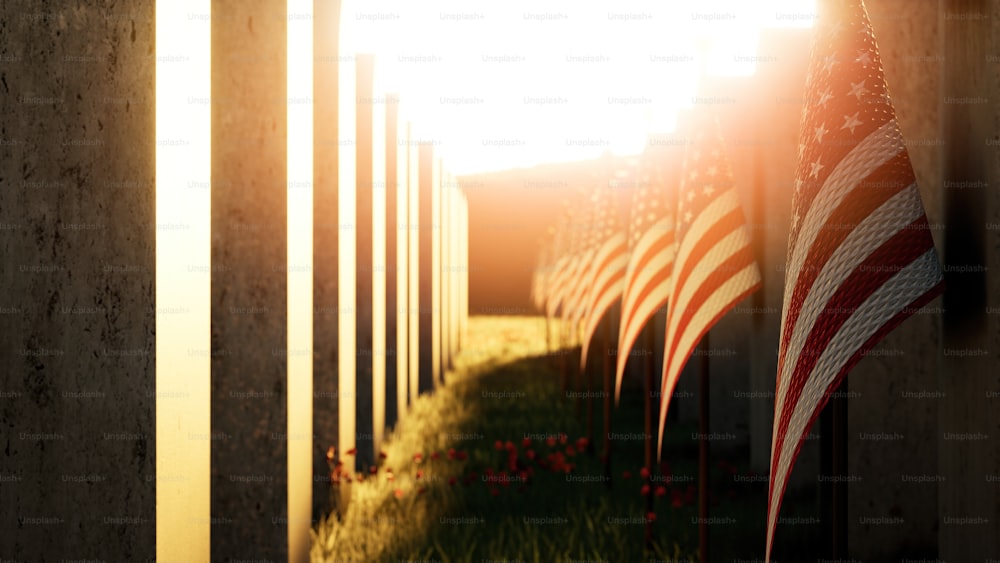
[615,216,675,400]
[579,231,629,369]
[765,1,945,558]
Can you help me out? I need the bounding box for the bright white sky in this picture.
[338,0,815,174]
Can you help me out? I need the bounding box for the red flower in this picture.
[413,453,423,463]
[558,433,568,445]
[545,437,557,447]
[655,485,667,497]
[671,491,683,508]
[431,451,441,460]
[394,488,405,498]
[369,465,377,475]
[525,449,536,460]
[639,467,650,479]
[415,470,424,480]
[522,437,532,448]
[565,446,576,457]
[345,448,357,456]
[576,437,589,450]
[640,484,650,496]
[622,471,632,479]
[447,448,457,460]
[379,451,388,459]
[505,440,516,452]
[494,440,504,451]
[646,512,656,522]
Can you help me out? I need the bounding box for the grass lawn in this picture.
[311,316,821,562]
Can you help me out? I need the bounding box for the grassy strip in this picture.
[311,316,819,561]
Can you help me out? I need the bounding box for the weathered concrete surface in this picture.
[843,1,944,559]
[313,0,341,521]
[936,0,1000,561]
[419,145,437,392]
[0,1,155,559]
[210,0,287,558]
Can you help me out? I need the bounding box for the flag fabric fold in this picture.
[657,113,762,458]
[766,0,945,559]
[614,146,679,402]
[579,172,630,371]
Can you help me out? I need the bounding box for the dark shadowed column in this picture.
[419,144,437,392]
[211,0,287,558]
[939,0,997,560]
[0,2,155,559]
[385,93,399,429]
[312,0,341,521]
[355,54,375,470]
[408,124,421,404]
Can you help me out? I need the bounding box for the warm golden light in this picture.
[338,0,815,174]
[155,1,211,560]
[338,29,357,468]
[286,0,313,559]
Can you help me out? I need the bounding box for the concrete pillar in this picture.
[312,0,341,520]
[407,123,421,405]
[355,53,375,469]
[937,0,999,560]
[210,0,287,558]
[419,144,438,392]
[0,2,155,559]
[844,1,945,559]
[386,93,400,429]
[435,158,446,384]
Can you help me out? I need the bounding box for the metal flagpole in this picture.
[643,323,656,549]
[698,331,710,563]
[602,311,614,488]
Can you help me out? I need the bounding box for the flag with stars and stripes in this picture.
[766,0,945,559]
[657,113,761,458]
[614,144,680,402]
[579,171,631,371]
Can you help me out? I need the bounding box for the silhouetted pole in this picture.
[643,323,656,549]
[602,313,614,488]
[698,332,710,563]
[833,381,848,558]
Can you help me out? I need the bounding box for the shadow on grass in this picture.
[311,316,822,562]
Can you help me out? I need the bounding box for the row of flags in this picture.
[528,0,945,558]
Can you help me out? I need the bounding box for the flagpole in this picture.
[602,310,614,489]
[698,331,710,563]
[643,322,655,550]
[833,380,848,558]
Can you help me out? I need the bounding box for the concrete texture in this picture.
[936,0,1000,560]
[210,0,287,558]
[0,1,155,559]
[355,53,375,470]
[419,145,437,392]
[313,0,341,521]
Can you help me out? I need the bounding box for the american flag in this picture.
[657,113,761,458]
[614,144,680,401]
[765,1,945,559]
[562,193,598,332]
[579,174,630,370]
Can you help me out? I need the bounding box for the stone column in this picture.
[385,93,400,429]
[210,0,287,558]
[937,0,999,560]
[419,144,437,392]
[0,2,155,559]
[408,125,421,403]
[355,53,375,469]
[312,0,341,520]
